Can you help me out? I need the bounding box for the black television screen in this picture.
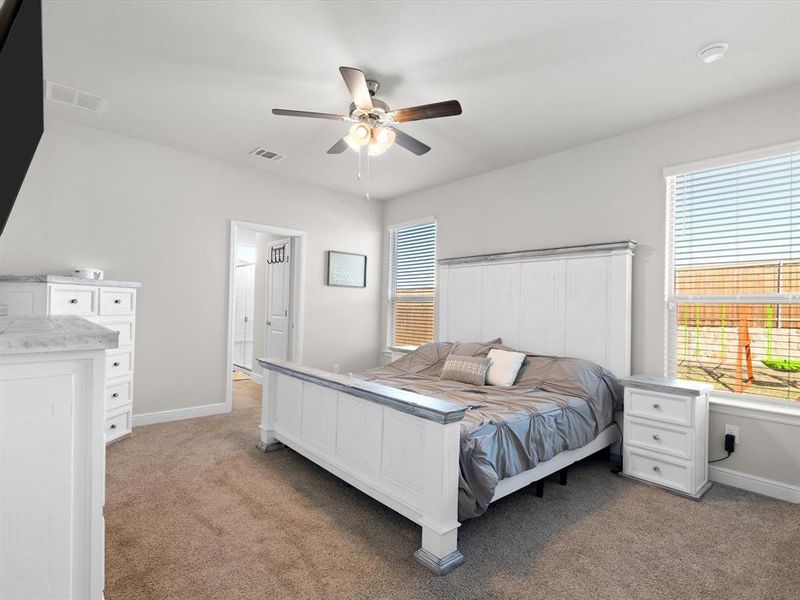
[0,0,42,237]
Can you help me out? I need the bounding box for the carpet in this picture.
[232,369,250,381]
[105,380,800,600]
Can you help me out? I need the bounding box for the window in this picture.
[666,145,799,402]
[388,220,437,350]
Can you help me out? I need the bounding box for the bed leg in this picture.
[535,480,544,497]
[414,420,465,575]
[558,468,568,486]
[257,370,285,452]
[256,437,285,452]
[414,527,465,576]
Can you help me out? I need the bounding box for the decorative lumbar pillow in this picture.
[439,355,491,386]
[486,348,527,387]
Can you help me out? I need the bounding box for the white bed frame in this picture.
[258,240,635,575]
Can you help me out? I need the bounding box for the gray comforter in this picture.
[355,341,622,520]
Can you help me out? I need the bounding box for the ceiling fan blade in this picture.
[272,108,350,121]
[389,126,431,155]
[327,137,349,154]
[388,100,462,123]
[339,66,373,111]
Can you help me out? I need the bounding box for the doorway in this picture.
[226,221,305,411]
[232,239,256,372]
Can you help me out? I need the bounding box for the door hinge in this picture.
[284,309,288,317]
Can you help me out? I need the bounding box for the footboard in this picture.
[256,358,467,574]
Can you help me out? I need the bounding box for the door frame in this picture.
[226,220,305,412]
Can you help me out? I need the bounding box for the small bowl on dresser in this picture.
[73,268,104,280]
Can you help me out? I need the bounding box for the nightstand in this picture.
[621,375,714,499]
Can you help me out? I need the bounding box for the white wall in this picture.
[384,85,800,496]
[0,119,383,416]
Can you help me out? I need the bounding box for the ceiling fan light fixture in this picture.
[349,123,371,144]
[368,127,396,156]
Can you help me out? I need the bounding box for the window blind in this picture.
[667,148,800,401]
[389,221,437,349]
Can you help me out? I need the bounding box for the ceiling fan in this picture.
[272,66,462,157]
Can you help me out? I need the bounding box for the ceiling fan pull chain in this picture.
[361,145,370,201]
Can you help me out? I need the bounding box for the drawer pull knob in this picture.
[652,465,661,473]
[112,392,119,398]
[110,424,117,430]
[653,403,661,409]
[69,298,79,304]
[114,298,122,304]
[652,434,661,441]
[113,361,120,367]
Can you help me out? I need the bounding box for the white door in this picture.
[266,239,292,361]
[233,262,255,370]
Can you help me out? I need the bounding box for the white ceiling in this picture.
[42,1,800,200]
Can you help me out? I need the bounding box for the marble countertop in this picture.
[0,316,119,355]
[258,357,467,424]
[620,374,714,396]
[0,274,141,288]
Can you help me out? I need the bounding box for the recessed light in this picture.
[697,42,729,64]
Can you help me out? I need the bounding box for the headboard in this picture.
[437,241,636,377]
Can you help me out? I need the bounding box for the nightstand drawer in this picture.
[626,417,692,459]
[105,408,132,443]
[106,349,133,379]
[84,316,135,346]
[99,287,135,315]
[49,286,99,316]
[107,380,132,411]
[625,448,692,494]
[626,388,692,426]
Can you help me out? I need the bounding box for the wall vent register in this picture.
[45,80,107,113]
[250,147,285,161]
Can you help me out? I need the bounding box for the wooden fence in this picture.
[676,260,800,328]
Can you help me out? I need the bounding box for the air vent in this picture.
[249,147,284,161]
[45,81,107,113]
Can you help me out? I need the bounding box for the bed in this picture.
[354,340,623,520]
[257,240,636,575]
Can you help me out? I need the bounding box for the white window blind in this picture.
[389,220,437,349]
[666,147,800,402]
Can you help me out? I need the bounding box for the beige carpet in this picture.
[105,380,800,600]
[231,369,250,381]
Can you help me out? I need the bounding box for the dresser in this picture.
[0,316,116,599]
[0,275,141,443]
[621,375,714,499]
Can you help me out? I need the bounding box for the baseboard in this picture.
[708,465,800,504]
[133,402,231,427]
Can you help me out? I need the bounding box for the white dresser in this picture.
[0,316,116,599]
[621,375,714,499]
[0,275,141,443]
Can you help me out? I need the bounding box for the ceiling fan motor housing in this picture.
[366,79,380,97]
[350,96,390,123]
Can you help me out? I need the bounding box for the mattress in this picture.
[355,341,623,520]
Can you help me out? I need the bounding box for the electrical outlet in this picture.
[724,424,740,444]
[332,363,340,374]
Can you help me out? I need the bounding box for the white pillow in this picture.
[485,348,526,387]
